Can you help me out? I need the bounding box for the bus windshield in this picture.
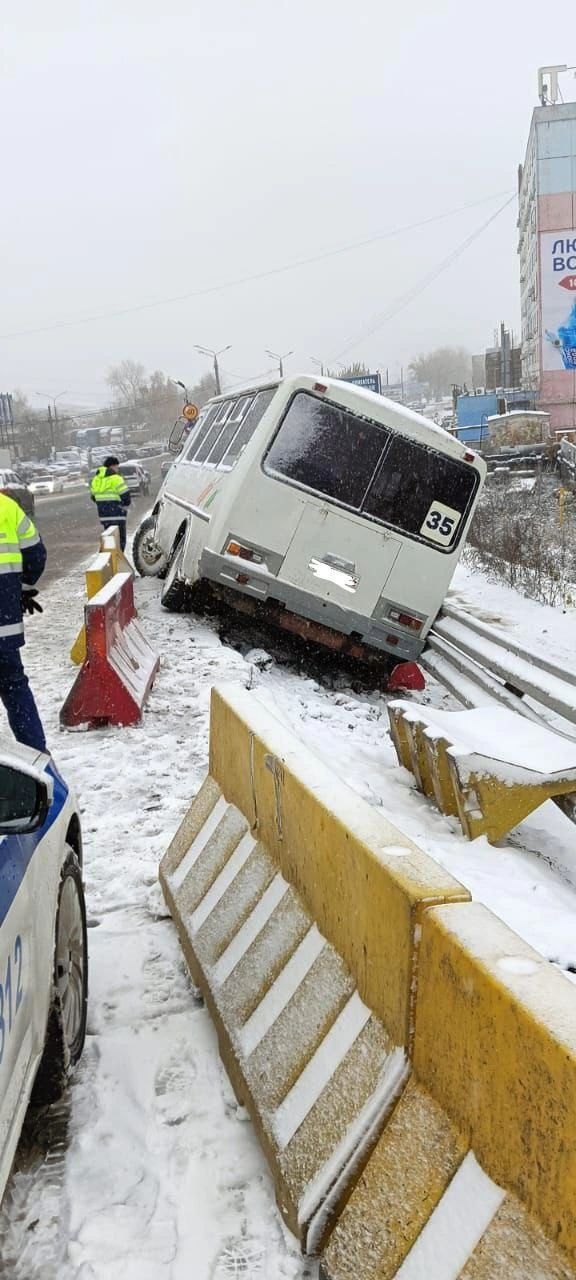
[264,391,478,549]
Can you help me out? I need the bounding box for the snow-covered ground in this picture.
[1,553,576,1277]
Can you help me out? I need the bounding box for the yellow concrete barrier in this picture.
[321,902,576,1279]
[99,525,132,576]
[388,700,576,842]
[160,685,469,1251]
[70,528,133,665]
[70,551,116,665]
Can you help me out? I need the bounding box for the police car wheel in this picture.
[133,516,168,579]
[160,539,188,612]
[31,850,88,1105]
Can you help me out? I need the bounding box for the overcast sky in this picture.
[1,0,573,408]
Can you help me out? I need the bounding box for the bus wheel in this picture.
[133,516,168,579]
[160,539,188,611]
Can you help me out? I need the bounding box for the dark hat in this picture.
[103,455,119,467]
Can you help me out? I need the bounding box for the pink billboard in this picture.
[541,230,576,372]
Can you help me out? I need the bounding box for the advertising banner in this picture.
[541,231,576,372]
[343,372,382,394]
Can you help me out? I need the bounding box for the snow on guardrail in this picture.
[421,603,576,820]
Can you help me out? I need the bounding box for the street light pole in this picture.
[35,390,68,456]
[309,357,326,376]
[195,345,231,396]
[265,349,293,378]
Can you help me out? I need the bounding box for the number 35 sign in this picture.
[420,501,461,546]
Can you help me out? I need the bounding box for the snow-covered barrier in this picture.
[159,685,470,1253]
[61,572,159,729]
[70,526,133,666]
[99,524,132,577]
[388,701,576,842]
[321,902,576,1279]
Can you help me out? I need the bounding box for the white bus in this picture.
[136,374,485,665]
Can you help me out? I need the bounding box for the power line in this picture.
[10,389,181,430]
[332,193,516,361]
[11,368,277,429]
[0,189,513,343]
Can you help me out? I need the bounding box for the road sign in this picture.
[183,403,199,422]
[342,373,382,394]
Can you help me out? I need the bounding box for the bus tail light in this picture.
[388,608,423,632]
[225,540,264,564]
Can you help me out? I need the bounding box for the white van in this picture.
[138,375,485,664]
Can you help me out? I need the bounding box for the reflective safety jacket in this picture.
[0,494,47,649]
[90,467,131,522]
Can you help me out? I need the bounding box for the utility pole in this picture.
[195,345,231,396]
[35,390,67,457]
[265,349,293,378]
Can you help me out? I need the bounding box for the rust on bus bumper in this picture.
[199,550,424,662]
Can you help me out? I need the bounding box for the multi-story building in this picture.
[472,326,521,392]
[518,69,576,429]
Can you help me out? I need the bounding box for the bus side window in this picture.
[180,405,220,463]
[221,389,277,468]
[208,396,254,466]
[193,401,236,465]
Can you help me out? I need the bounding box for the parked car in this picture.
[0,741,88,1202]
[0,469,35,518]
[28,470,66,496]
[118,462,150,496]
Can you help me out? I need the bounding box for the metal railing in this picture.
[421,602,576,819]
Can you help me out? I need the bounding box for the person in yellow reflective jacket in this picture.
[89,456,131,551]
[0,493,47,753]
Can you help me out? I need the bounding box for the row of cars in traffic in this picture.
[0,459,154,517]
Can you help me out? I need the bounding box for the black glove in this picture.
[22,589,43,616]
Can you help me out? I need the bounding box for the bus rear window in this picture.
[264,390,478,551]
[264,392,388,508]
[363,436,477,544]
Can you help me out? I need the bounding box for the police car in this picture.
[0,741,87,1202]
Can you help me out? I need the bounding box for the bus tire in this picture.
[133,516,168,579]
[160,538,188,612]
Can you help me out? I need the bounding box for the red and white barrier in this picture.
[60,572,159,729]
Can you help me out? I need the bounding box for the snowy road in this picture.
[1,554,575,1276]
[33,456,168,586]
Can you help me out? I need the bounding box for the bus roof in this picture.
[210,373,478,463]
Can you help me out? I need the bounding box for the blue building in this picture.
[456,390,537,444]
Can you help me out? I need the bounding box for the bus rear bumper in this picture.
[199,550,424,662]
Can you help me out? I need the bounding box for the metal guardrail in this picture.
[560,436,576,486]
[421,602,576,820]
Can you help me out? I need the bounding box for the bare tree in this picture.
[327,362,370,379]
[409,347,472,399]
[106,359,147,407]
